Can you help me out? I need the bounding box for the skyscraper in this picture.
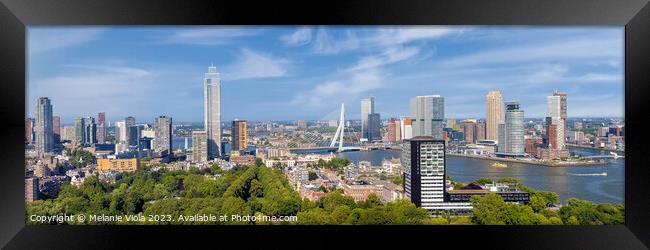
[83,117,97,145]
[52,116,60,143]
[475,121,486,141]
[204,64,222,158]
[35,97,53,157]
[410,95,444,140]
[547,92,567,150]
[367,113,381,142]
[461,120,476,143]
[25,118,34,144]
[74,117,85,144]
[97,112,106,143]
[192,131,208,163]
[386,118,401,142]
[154,116,172,156]
[360,97,375,140]
[231,120,248,152]
[115,120,127,153]
[402,136,446,211]
[502,101,525,155]
[486,91,503,141]
[400,117,413,140]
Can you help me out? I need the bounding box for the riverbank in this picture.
[446,153,606,167]
[566,144,624,153]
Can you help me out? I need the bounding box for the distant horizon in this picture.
[27,26,624,122]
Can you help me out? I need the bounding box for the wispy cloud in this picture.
[28,28,106,54]
[29,63,155,118]
[159,28,262,45]
[292,69,386,107]
[280,27,312,47]
[221,49,291,81]
[442,37,622,68]
[311,26,457,55]
[347,46,422,72]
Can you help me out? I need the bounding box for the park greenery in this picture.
[26,159,623,225]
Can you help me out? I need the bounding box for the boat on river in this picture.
[491,162,508,168]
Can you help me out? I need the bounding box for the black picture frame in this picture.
[0,0,648,249]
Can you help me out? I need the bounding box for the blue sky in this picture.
[27,26,624,124]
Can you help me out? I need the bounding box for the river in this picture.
[334,147,624,204]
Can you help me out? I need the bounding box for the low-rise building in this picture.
[341,180,382,202]
[97,158,139,172]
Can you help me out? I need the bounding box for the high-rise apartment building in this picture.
[367,113,381,142]
[97,112,106,143]
[192,131,208,162]
[25,118,34,144]
[296,120,307,129]
[35,97,53,157]
[386,118,401,142]
[74,117,85,144]
[546,92,567,150]
[231,120,248,152]
[83,117,97,145]
[485,91,503,141]
[475,121,486,141]
[501,101,525,155]
[410,95,444,140]
[154,116,172,156]
[25,177,39,202]
[204,64,222,158]
[402,136,446,211]
[461,120,476,143]
[400,117,413,140]
[360,97,375,140]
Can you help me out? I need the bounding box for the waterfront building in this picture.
[402,136,446,211]
[204,64,222,159]
[500,101,525,155]
[153,116,172,156]
[525,138,543,156]
[97,112,106,143]
[192,131,209,163]
[485,90,503,141]
[25,177,39,202]
[400,117,413,140]
[52,116,60,143]
[410,95,444,140]
[361,97,375,140]
[386,118,401,142]
[461,120,476,143]
[35,97,54,157]
[25,118,34,144]
[547,92,567,150]
[367,113,382,142]
[231,119,248,152]
[475,121,486,142]
[97,158,139,172]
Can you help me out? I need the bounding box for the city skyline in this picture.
[28,26,624,122]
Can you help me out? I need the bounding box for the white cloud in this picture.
[28,28,106,54]
[312,28,360,54]
[222,49,291,81]
[292,69,385,107]
[280,27,312,46]
[161,28,261,45]
[442,37,622,68]
[28,64,155,118]
[348,46,421,72]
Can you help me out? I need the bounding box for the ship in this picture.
[491,162,508,168]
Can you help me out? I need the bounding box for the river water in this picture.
[176,136,623,204]
[334,147,624,204]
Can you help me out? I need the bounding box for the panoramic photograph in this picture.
[25,26,625,225]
